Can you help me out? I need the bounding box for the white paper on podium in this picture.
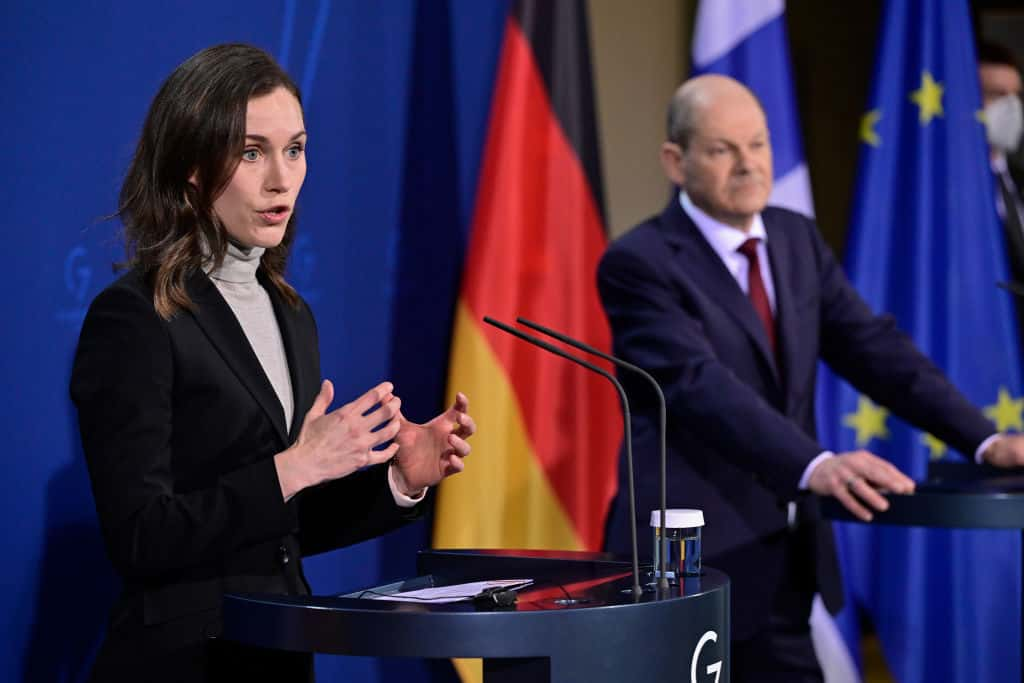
[364,578,533,603]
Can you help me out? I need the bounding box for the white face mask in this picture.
[985,93,1024,154]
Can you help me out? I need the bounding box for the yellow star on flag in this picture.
[909,70,944,125]
[920,432,948,460]
[984,386,1024,432]
[860,109,882,147]
[842,396,890,446]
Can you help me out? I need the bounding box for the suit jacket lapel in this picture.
[261,273,314,444]
[765,215,798,400]
[187,270,291,447]
[659,200,780,384]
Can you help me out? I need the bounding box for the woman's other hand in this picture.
[389,392,476,497]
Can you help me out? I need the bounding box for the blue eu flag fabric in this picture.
[816,1,1022,680]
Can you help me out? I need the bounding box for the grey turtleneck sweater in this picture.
[207,243,294,430]
[205,243,424,505]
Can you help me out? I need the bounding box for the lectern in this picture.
[222,549,731,682]
[822,463,1024,682]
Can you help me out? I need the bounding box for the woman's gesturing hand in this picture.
[275,380,401,501]
[390,392,476,497]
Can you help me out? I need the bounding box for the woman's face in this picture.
[212,86,307,249]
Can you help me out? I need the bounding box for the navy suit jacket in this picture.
[599,199,994,639]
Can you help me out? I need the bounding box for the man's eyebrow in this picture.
[699,132,767,148]
[703,136,741,146]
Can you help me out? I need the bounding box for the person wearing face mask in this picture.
[70,44,477,682]
[979,41,1024,342]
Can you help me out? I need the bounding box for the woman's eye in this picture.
[286,145,304,160]
[242,148,260,162]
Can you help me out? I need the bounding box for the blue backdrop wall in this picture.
[1,1,509,680]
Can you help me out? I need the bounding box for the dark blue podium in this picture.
[822,462,1024,682]
[221,549,731,682]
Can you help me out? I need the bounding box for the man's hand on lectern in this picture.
[982,434,1024,468]
[807,450,915,522]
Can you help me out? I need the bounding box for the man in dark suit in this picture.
[599,75,1024,682]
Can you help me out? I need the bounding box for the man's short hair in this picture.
[665,79,766,149]
[978,39,1021,73]
[666,86,702,149]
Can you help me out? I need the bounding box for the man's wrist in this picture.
[799,451,835,490]
[975,433,1003,464]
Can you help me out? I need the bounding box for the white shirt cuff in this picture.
[388,465,427,508]
[974,433,1002,464]
[799,451,835,490]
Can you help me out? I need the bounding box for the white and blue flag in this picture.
[691,0,814,217]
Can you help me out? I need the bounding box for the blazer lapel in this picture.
[765,216,799,399]
[187,271,291,447]
[261,274,314,444]
[659,200,780,384]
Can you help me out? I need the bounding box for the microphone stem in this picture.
[517,317,669,590]
[483,316,643,598]
[619,394,642,598]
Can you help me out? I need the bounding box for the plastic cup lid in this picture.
[649,508,704,528]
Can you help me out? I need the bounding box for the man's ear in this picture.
[659,142,686,186]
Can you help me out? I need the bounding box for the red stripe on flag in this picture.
[460,17,621,551]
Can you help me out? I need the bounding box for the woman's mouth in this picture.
[257,206,290,224]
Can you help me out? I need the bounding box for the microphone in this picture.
[473,585,518,609]
[997,280,1024,298]
[482,316,644,598]
[516,317,670,591]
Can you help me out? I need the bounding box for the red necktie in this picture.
[737,238,776,353]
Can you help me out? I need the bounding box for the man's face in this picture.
[673,90,773,231]
[980,62,1022,107]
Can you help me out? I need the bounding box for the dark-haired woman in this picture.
[70,44,475,682]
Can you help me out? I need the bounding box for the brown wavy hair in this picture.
[118,43,301,319]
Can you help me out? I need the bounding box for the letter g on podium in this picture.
[690,630,723,683]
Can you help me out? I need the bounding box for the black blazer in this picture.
[71,267,420,680]
[599,200,994,640]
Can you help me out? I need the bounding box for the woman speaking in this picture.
[70,43,475,681]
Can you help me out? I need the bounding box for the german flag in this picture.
[433,0,622,663]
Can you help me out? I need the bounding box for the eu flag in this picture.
[816,1,1022,680]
